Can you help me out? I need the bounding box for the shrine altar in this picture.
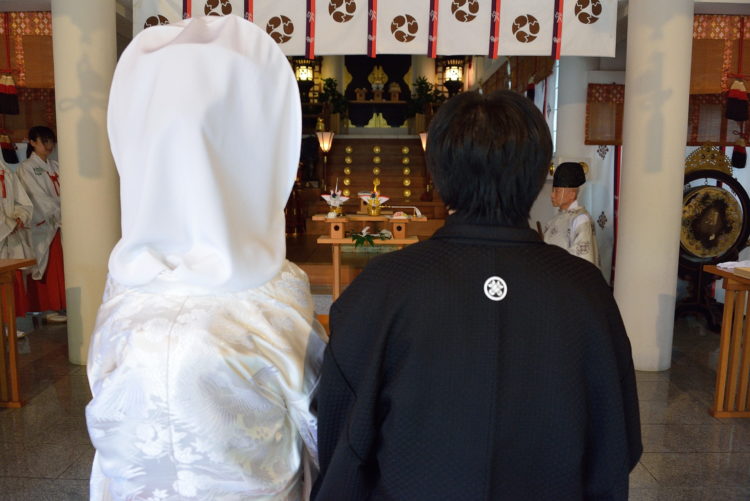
[313,214,426,299]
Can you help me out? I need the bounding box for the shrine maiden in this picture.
[17,125,66,311]
[0,159,32,259]
[86,16,326,501]
[0,158,33,320]
[543,161,600,266]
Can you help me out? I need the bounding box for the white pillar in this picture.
[52,0,120,364]
[614,0,693,371]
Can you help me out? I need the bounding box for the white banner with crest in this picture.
[561,0,617,57]
[133,0,618,57]
[189,0,244,19]
[497,0,555,56]
[376,0,431,55]
[436,0,492,55]
[254,0,307,56]
[314,0,369,55]
[133,0,182,37]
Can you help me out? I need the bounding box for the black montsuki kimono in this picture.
[313,216,642,501]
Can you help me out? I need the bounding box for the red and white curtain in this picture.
[134,0,618,57]
[560,0,617,57]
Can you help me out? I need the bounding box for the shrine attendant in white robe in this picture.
[0,159,33,317]
[17,125,66,312]
[86,15,326,501]
[543,162,600,266]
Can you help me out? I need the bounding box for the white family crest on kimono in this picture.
[87,14,324,501]
[543,200,599,266]
[17,151,60,278]
[0,162,32,260]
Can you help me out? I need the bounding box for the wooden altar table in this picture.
[702,265,750,418]
[312,214,425,300]
[0,258,36,408]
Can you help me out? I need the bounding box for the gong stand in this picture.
[676,151,750,331]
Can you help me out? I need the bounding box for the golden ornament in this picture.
[402,157,410,165]
[345,146,353,154]
[402,167,411,176]
[373,145,381,154]
[373,156,381,164]
[685,144,732,175]
[343,178,351,186]
[343,167,351,175]
[401,146,410,154]
[403,178,411,187]
[344,156,352,164]
[372,167,381,175]
[403,189,412,198]
[373,177,381,186]
[342,188,350,196]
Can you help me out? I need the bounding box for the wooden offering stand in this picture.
[702,264,750,418]
[0,258,36,408]
[313,213,426,299]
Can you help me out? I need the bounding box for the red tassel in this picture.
[0,134,18,164]
[0,75,19,115]
[732,138,747,169]
[727,80,749,122]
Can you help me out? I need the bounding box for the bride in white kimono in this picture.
[86,16,326,501]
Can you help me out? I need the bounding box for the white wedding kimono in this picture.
[0,163,32,259]
[87,262,326,500]
[87,15,324,501]
[543,200,599,266]
[17,152,60,279]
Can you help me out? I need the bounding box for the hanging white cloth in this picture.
[0,161,33,260]
[16,152,60,279]
[87,15,326,501]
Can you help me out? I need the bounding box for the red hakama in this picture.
[27,230,65,312]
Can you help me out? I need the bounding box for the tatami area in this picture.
[1,311,749,500]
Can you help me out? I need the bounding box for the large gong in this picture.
[680,169,750,262]
[677,146,750,330]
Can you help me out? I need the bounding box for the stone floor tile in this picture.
[640,424,735,453]
[628,486,704,501]
[58,445,95,480]
[640,452,750,488]
[0,477,89,501]
[629,462,659,488]
[637,380,674,402]
[0,441,85,478]
[639,393,722,425]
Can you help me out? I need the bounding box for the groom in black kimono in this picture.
[313,90,642,501]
